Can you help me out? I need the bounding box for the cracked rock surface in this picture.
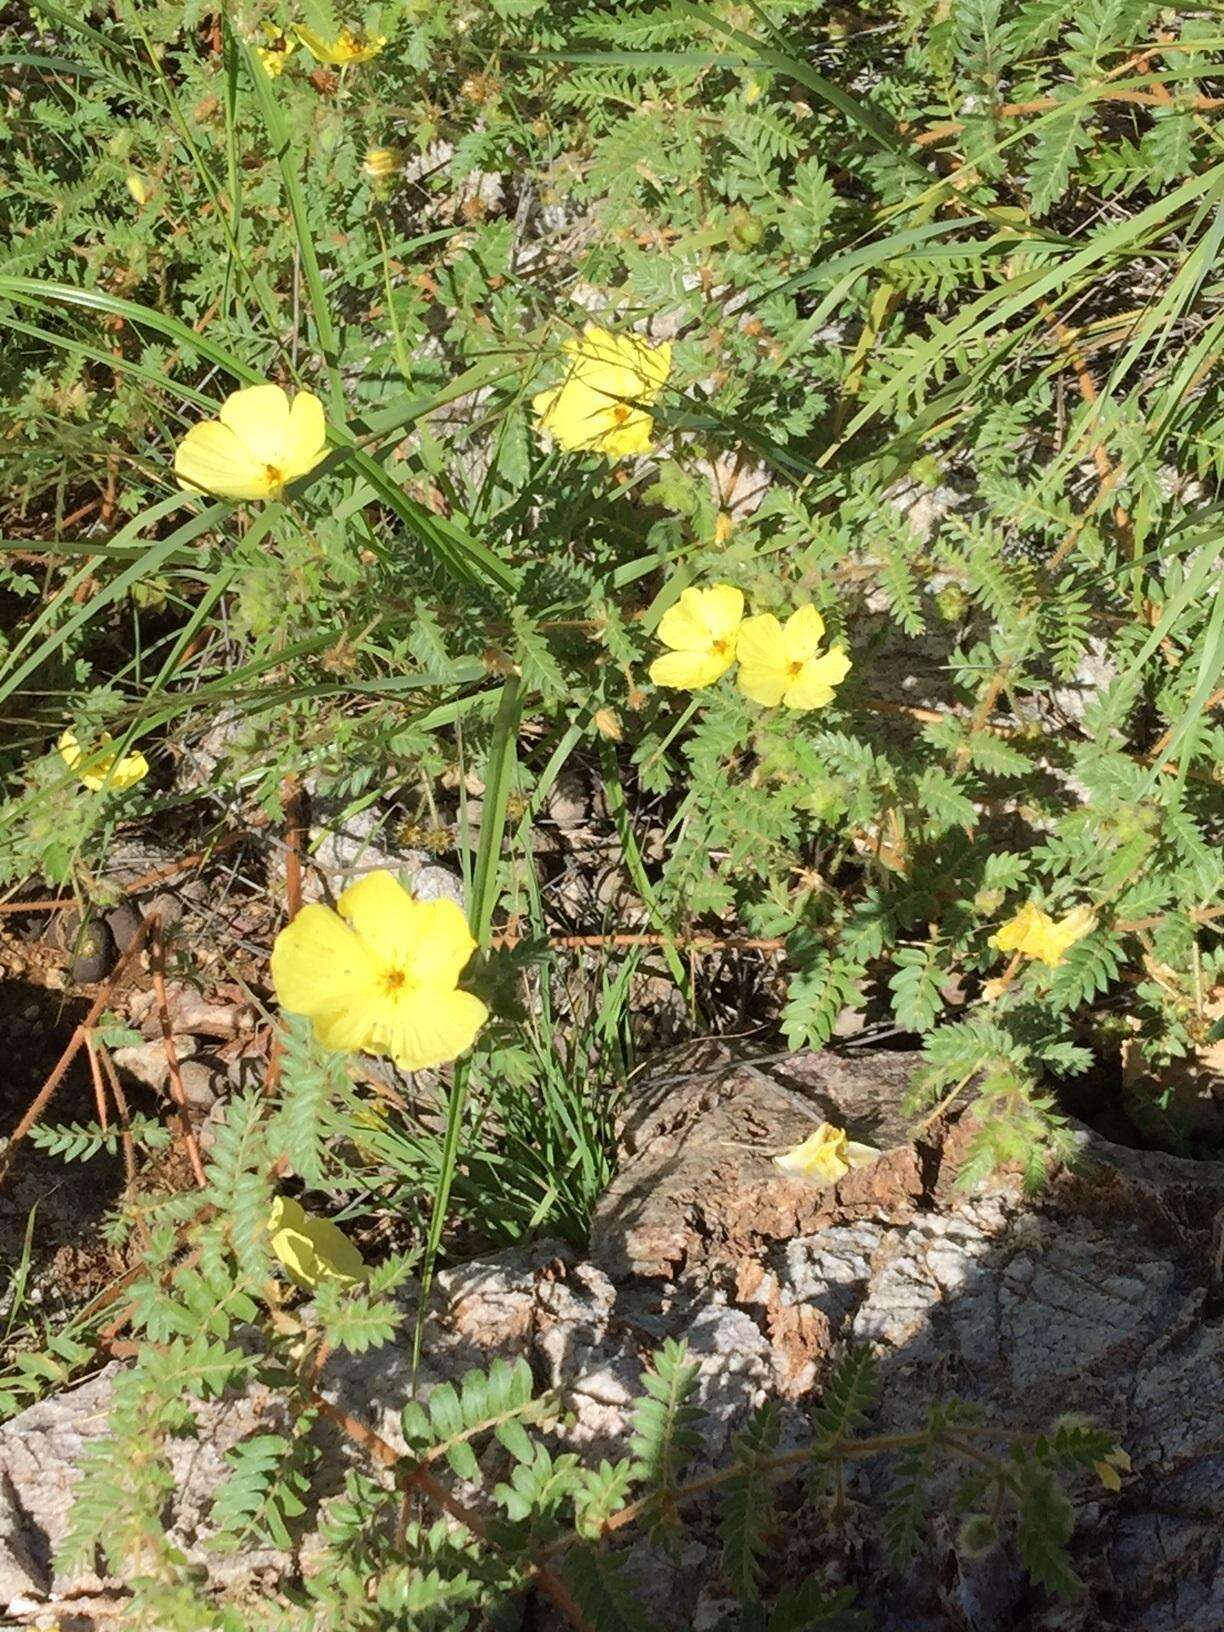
[1,1048,1222,1629]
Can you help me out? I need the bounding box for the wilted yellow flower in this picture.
[125,172,151,206]
[254,21,291,74]
[296,24,386,64]
[362,145,399,182]
[269,1196,366,1290]
[270,869,487,1072]
[648,584,744,690]
[774,1122,880,1183]
[1093,1447,1130,1491]
[990,902,1096,968]
[532,325,671,459]
[58,728,148,793]
[174,383,328,501]
[736,604,851,710]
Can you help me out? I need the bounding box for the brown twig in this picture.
[97,1041,138,1197]
[0,915,154,1183]
[306,1388,595,1630]
[493,930,788,953]
[911,89,1224,145]
[82,1028,110,1133]
[149,917,207,1189]
[282,778,306,923]
[0,830,243,915]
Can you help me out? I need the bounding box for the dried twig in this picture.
[0,915,154,1184]
[305,1387,595,1632]
[0,830,243,915]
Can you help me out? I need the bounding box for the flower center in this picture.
[712,637,732,657]
[382,966,407,997]
[787,659,805,678]
[264,463,286,491]
[610,403,632,424]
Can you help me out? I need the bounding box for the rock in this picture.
[3,1048,1223,1629]
[127,982,255,1040]
[111,1036,222,1111]
[288,803,464,908]
[590,1048,926,1280]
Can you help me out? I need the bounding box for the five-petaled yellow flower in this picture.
[532,325,671,459]
[255,22,291,75]
[271,869,487,1072]
[648,584,744,690]
[269,1196,366,1290]
[774,1122,880,1184]
[296,24,386,64]
[736,604,851,711]
[990,901,1096,968]
[175,383,328,502]
[58,728,148,793]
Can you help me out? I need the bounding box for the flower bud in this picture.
[957,1514,998,1559]
[363,145,399,183]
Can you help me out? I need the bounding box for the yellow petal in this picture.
[217,384,292,469]
[337,871,477,985]
[57,728,147,792]
[990,901,1095,967]
[844,1139,881,1169]
[1094,1460,1122,1492]
[295,23,345,62]
[296,24,384,63]
[368,987,489,1072]
[700,583,747,642]
[782,647,851,711]
[103,747,150,792]
[535,327,670,458]
[58,727,83,771]
[782,604,826,661]
[735,613,787,705]
[271,903,380,1022]
[990,902,1045,956]
[269,1195,306,1235]
[735,612,784,668]
[649,649,734,690]
[657,584,745,654]
[774,1122,878,1183]
[282,390,328,481]
[269,1197,365,1289]
[175,419,275,500]
[598,407,656,458]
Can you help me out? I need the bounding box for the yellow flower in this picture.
[174,383,328,501]
[270,869,488,1072]
[296,24,386,64]
[532,325,671,459]
[736,604,851,711]
[648,584,744,690]
[990,902,1096,968]
[1093,1447,1131,1492]
[58,728,148,793]
[254,22,291,74]
[362,145,399,182]
[269,1196,366,1290]
[774,1122,880,1184]
[125,172,151,206]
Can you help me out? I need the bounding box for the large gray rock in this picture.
[2,1049,1222,1629]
